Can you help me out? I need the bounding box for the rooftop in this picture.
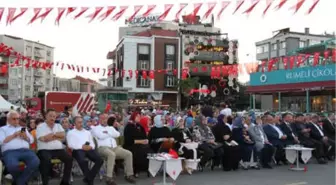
[1,34,54,48]
[73,75,97,84]
[132,28,178,37]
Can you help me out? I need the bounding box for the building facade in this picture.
[109,29,180,108]
[0,35,54,102]
[248,38,336,112]
[256,28,334,70]
[73,76,103,94]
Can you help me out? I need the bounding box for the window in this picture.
[11,79,17,85]
[25,85,30,91]
[165,45,175,55]
[263,45,269,52]
[310,40,319,46]
[272,43,277,50]
[299,41,305,48]
[166,75,175,87]
[139,60,149,70]
[138,45,150,55]
[256,46,263,54]
[138,76,150,87]
[166,61,174,70]
[281,41,286,48]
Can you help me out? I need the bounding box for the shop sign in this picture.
[250,64,336,86]
[125,15,160,27]
[129,99,162,105]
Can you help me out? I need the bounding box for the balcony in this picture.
[0,78,8,85]
[34,71,43,77]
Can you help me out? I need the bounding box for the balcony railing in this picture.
[34,81,44,86]
[34,71,43,77]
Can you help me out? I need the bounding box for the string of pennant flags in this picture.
[0,0,320,25]
[0,42,255,78]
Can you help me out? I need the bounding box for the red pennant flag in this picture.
[158,4,173,21]
[60,63,64,70]
[128,5,143,22]
[112,6,128,21]
[87,7,104,22]
[289,56,295,69]
[38,8,53,23]
[193,3,203,16]
[99,6,116,21]
[274,0,288,10]
[0,8,4,22]
[121,69,125,78]
[263,0,273,16]
[81,66,84,72]
[55,7,66,25]
[10,56,20,67]
[107,69,112,76]
[143,5,156,17]
[243,0,260,15]
[9,7,27,24]
[289,0,306,14]
[332,49,336,62]
[324,50,329,63]
[233,0,245,14]
[313,52,319,66]
[283,57,288,69]
[306,0,320,14]
[217,1,231,20]
[175,3,188,20]
[66,7,76,16]
[203,2,216,19]
[77,65,80,72]
[74,7,89,19]
[24,58,31,68]
[102,68,106,76]
[142,71,147,79]
[297,55,304,67]
[28,8,42,24]
[149,70,155,79]
[67,64,71,70]
[1,64,8,74]
[6,8,16,25]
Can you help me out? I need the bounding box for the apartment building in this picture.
[0,35,54,102]
[255,28,334,71]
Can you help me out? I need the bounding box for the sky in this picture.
[1,0,335,83]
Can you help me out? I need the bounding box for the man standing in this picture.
[91,113,135,185]
[0,111,40,185]
[36,109,73,185]
[67,116,103,185]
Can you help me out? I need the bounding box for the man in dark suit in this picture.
[263,114,287,165]
[308,114,335,161]
[279,113,300,145]
[322,113,335,141]
[291,114,327,164]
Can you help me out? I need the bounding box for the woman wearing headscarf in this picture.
[232,116,259,170]
[139,116,151,135]
[212,114,241,171]
[171,117,196,159]
[123,112,151,176]
[148,115,174,153]
[192,116,222,170]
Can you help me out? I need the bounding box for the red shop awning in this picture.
[246,80,336,94]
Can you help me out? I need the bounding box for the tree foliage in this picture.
[176,77,199,97]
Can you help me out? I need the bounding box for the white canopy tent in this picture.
[0,95,26,112]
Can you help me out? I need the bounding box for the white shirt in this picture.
[220,108,232,116]
[67,128,95,150]
[284,121,295,138]
[0,124,34,152]
[36,122,65,150]
[270,124,284,139]
[91,125,120,148]
[225,123,232,130]
[257,126,265,143]
[311,122,324,137]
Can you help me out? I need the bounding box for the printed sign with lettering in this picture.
[125,15,160,27]
[250,64,336,86]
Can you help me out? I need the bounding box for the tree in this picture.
[176,77,199,108]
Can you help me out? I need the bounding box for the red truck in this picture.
[25,91,95,114]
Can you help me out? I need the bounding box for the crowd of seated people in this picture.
[0,106,335,185]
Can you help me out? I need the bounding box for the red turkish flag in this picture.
[332,49,336,62]
[175,3,188,20]
[203,2,217,19]
[66,7,76,16]
[55,7,66,25]
[6,8,16,25]
[263,0,273,16]
[0,8,4,22]
[142,5,156,17]
[99,6,116,21]
[112,6,128,21]
[274,0,288,10]
[158,4,173,21]
[128,70,133,79]
[74,7,89,19]
[243,0,260,16]
[233,0,245,14]
[86,7,104,22]
[8,7,28,24]
[217,1,231,20]
[142,70,147,79]
[306,0,320,14]
[128,5,143,22]
[283,57,288,69]
[289,56,295,69]
[289,0,306,14]
[28,8,42,24]
[297,55,304,67]
[1,64,8,74]
[149,70,155,79]
[313,52,319,66]
[38,8,53,23]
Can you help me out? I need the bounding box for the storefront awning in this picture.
[246,80,336,94]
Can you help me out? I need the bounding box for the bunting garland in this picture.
[0,1,323,25]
